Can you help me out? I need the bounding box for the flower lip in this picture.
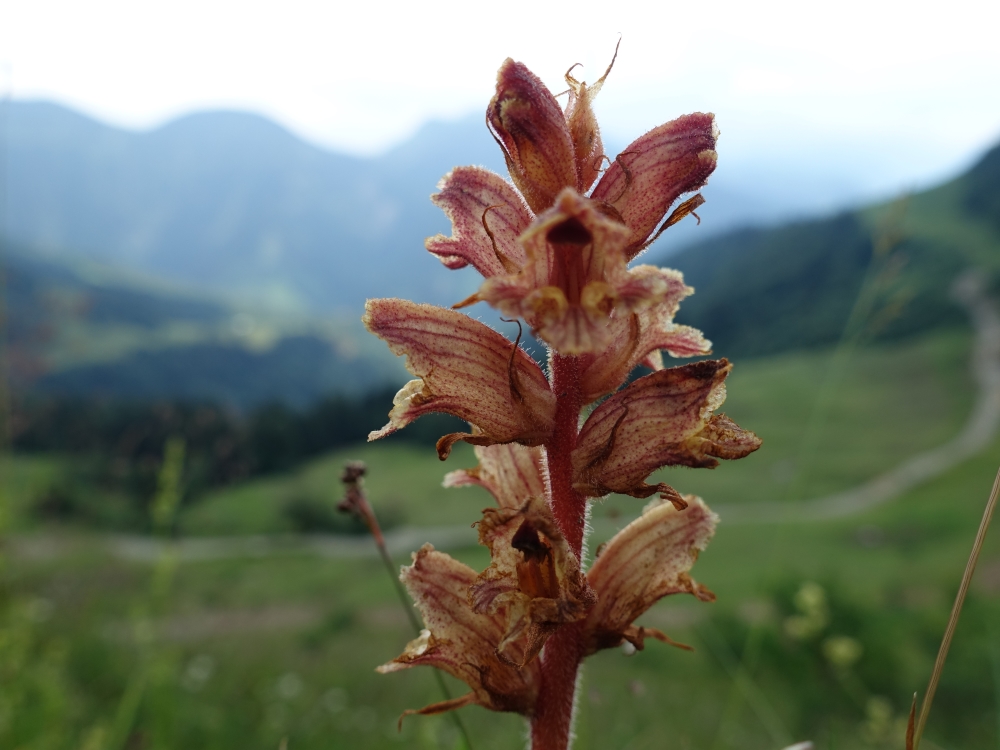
[547,216,591,246]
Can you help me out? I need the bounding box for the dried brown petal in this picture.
[470,497,596,666]
[364,299,555,457]
[425,166,533,276]
[564,44,617,193]
[572,359,761,499]
[377,545,539,716]
[444,443,548,510]
[584,496,717,655]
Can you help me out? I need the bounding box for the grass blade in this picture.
[913,461,1000,749]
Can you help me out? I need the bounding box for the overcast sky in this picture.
[3,0,999,198]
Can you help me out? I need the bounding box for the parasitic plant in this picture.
[365,48,761,750]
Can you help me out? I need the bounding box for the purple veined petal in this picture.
[364,299,556,458]
[425,166,533,277]
[592,113,718,260]
[572,359,761,500]
[584,496,718,655]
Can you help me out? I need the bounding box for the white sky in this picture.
[3,0,1000,194]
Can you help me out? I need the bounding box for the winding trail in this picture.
[715,271,1000,524]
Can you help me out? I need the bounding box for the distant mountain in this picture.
[662,141,1000,358]
[964,141,1000,232]
[3,100,885,315]
[2,102,501,314]
[4,248,401,409]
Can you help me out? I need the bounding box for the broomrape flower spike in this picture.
[366,46,761,750]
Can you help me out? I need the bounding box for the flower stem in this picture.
[546,353,586,556]
[912,461,1000,749]
[532,352,587,750]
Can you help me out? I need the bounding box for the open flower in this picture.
[471,496,596,666]
[484,56,717,242]
[378,545,539,720]
[458,189,696,355]
[426,56,717,358]
[583,495,717,655]
[573,359,761,504]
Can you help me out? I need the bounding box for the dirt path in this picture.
[7,524,479,563]
[715,271,1000,524]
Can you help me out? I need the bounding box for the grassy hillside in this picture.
[1,328,997,749]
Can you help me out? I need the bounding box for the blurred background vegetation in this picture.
[1,100,1000,750]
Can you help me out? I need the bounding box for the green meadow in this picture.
[2,328,998,749]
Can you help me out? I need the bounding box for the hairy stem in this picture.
[532,352,587,750]
[546,353,586,555]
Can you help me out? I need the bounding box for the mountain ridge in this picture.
[3,99,919,315]
[4,102,999,407]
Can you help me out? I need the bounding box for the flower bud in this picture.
[488,59,577,213]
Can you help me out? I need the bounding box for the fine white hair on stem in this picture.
[579,501,594,567]
[567,661,585,750]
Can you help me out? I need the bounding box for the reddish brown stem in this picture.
[530,622,586,749]
[532,353,587,750]
[546,353,586,555]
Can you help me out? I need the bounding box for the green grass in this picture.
[2,328,998,749]
[179,441,484,535]
[0,454,66,531]
[637,328,973,508]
